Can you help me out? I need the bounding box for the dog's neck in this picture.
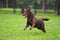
[27,12,35,21]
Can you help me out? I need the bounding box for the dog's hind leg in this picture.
[38,22,46,33]
[41,23,46,33]
[37,26,46,33]
[41,28,46,33]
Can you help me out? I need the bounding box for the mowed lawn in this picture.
[0,9,60,40]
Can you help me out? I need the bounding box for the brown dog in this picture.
[22,8,49,33]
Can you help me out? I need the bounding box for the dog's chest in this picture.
[28,20,33,26]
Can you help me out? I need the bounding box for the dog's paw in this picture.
[30,27,32,30]
[24,28,26,30]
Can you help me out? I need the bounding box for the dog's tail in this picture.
[42,18,49,21]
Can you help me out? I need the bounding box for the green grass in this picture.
[0,8,60,40]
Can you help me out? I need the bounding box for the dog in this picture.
[22,8,49,33]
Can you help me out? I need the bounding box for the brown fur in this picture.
[22,8,49,33]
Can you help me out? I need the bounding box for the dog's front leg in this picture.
[30,24,35,30]
[24,26,28,30]
[30,19,36,30]
[24,22,29,30]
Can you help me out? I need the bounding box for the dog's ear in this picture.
[27,8,31,11]
[24,8,31,12]
[24,9,27,11]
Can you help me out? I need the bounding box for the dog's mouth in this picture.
[24,15,27,18]
[22,14,27,18]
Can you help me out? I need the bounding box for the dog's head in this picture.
[22,8,31,18]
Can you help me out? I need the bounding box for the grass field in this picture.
[0,8,60,40]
